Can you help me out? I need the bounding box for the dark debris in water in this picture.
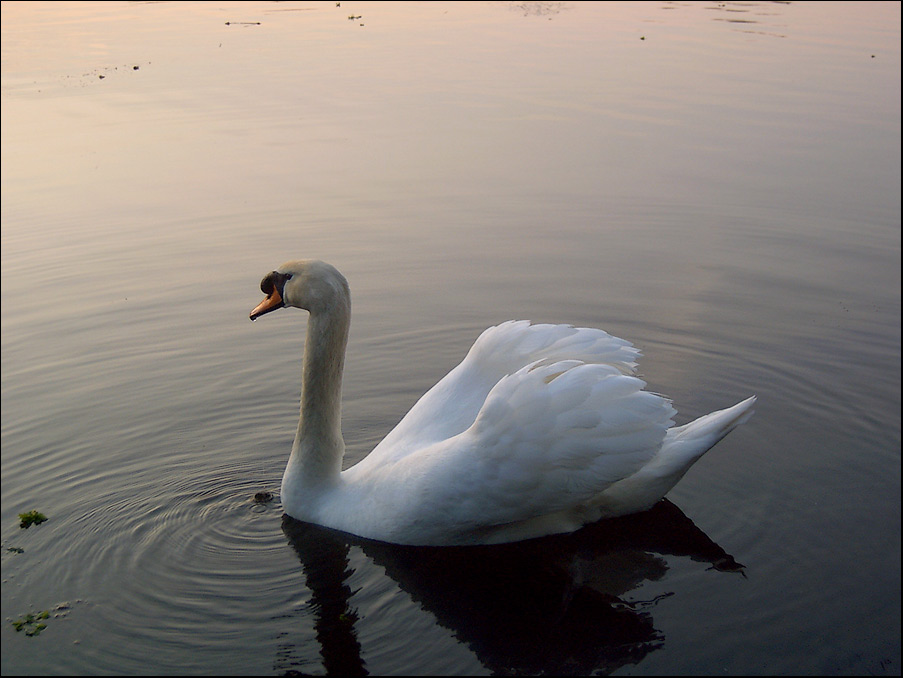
[253,491,275,504]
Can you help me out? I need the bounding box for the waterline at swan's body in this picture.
[251,260,755,546]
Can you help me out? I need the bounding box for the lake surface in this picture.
[1,1,900,675]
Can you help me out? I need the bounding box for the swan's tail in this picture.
[663,395,757,462]
[590,396,756,517]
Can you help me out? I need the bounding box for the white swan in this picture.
[250,260,755,546]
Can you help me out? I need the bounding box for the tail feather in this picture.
[589,395,756,518]
[665,395,757,460]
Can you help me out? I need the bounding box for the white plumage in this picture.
[250,260,755,545]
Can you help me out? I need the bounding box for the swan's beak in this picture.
[250,287,284,321]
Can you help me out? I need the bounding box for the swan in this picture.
[250,260,755,546]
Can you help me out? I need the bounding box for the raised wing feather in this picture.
[359,321,641,468]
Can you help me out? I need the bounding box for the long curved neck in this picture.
[290,295,350,482]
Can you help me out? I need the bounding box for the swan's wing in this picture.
[361,321,641,466]
[380,358,677,543]
[460,359,676,514]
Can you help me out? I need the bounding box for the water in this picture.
[2,1,900,675]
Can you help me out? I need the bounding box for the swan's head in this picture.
[250,260,349,321]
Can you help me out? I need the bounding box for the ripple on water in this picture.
[26,458,311,674]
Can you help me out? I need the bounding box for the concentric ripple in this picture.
[18,455,316,675]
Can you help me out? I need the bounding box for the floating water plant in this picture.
[18,510,47,529]
[12,611,50,636]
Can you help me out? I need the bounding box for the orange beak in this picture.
[250,286,284,321]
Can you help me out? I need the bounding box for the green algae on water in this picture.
[18,510,47,529]
[12,611,50,636]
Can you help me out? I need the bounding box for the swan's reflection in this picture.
[278,499,743,676]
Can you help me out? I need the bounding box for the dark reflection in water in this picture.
[279,528,368,676]
[279,500,743,676]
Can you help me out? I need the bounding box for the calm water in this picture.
[2,1,900,675]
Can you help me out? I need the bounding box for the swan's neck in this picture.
[290,297,350,483]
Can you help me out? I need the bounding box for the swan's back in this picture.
[338,323,687,544]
